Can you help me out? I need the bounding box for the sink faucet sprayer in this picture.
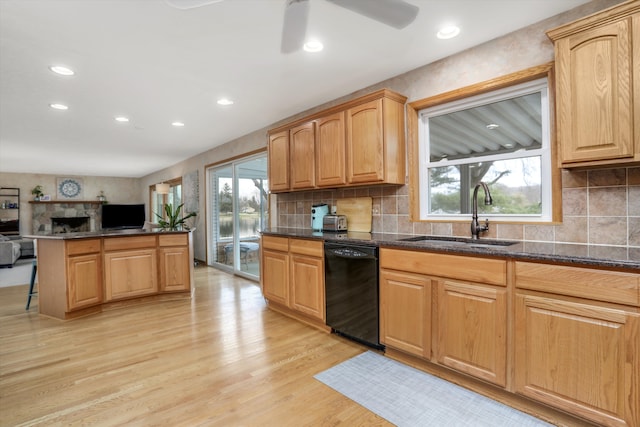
[471,182,492,240]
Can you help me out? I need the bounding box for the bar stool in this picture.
[26,259,37,310]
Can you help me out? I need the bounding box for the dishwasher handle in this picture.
[325,247,377,260]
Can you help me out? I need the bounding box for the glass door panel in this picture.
[207,153,267,280]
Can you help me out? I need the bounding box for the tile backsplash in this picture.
[275,166,640,248]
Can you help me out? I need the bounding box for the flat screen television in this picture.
[101,204,145,229]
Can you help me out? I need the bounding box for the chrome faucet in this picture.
[471,182,492,240]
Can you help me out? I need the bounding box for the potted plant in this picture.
[155,203,196,231]
[31,185,44,201]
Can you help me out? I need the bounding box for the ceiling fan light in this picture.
[49,65,75,76]
[303,40,323,53]
[437,25,460,39]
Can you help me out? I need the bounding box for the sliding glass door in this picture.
[207,153,268,279]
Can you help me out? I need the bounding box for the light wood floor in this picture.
[0,266,391,426]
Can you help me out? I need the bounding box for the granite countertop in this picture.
[24,228,189,240]
[262,227,640,271]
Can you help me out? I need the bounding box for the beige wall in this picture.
[0,172,140,235]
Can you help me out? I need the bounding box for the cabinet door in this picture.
[104,249,158,300]
[380,269,431,359]
[316,112,346,187]
[290,121,316,189]
[515,293,639,427]
[346,99,384,184]
[290,254,324,320]
[67,253,102,310]
[436,280,507,387]
[268,130,290,191]
[262,249,289,306]
[159,246,190,292]
[555,18,633,164]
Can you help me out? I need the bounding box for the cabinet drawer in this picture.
[289,238,323,257]
[515,261,640,306]
[66,238,101,255]
[103,235,157,251]
[380,248,506,286]
[262,235,289,252]
[158,233,188,247]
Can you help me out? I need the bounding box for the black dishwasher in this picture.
[324,242,383,350]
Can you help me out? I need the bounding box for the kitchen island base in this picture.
[32,231,193,320]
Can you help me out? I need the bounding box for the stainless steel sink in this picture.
[398,235,517,248]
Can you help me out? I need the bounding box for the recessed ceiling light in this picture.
[486,123,500,130]
[49,65,75,76]
[172,121,185,127]
[437,25,460,39]
[504,143,514,148]
[114,116,129,122]
[49,103,68,110]
[303,40,324,53]
[217,98,234,106]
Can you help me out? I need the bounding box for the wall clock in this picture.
[57,178,84,199]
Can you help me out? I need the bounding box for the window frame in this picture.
[419,78,552,222]
[406,63,562,225]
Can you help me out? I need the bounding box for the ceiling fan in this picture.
[164,0,420,53]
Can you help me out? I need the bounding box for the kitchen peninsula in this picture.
[28,230,193,320]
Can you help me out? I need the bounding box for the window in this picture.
[415,76,554,222]
[150,179,182,222]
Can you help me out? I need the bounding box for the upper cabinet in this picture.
[267,131,290,192]
[267,89,407,193]
[547,1,640,168]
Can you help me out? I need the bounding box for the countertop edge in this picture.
[261,229,640,271]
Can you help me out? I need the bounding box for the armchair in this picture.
[0,236,21,267]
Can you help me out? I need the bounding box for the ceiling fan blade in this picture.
[281,0,310,54]
[326,0,418,29]
[164,0,224,10]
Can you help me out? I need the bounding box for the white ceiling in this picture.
[0,0,591,178]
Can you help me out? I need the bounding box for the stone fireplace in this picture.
[32,201,102,235]
[52,216,91,234]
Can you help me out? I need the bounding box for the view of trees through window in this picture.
[217,178,267,239]
[429,157,542,215]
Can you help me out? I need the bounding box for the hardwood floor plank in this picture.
[0,267,391,426]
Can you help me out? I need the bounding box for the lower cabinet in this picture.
[104,248,158,300]
[379,269,431,359]
[158,234,191,292]
[67,239,102,310]
[380,247,508,386]
[515,261,640,427]
[261,235,325,325]
[436,279,507,387]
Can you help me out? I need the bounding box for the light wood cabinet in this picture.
[267,89,407,193]
[34,232,191,320]
[262,247,289,306]
[158,234,191,292]
[379,247,507,386]
[379,268,431,359]
[268,130,290,191]
[261,235,325,325]
[290,121,316,189]
[316,112,346,187]
[104,248,158,300]
[515,261,640,427]
[346,96,405,185]
[547,2,640,167]
[436,279,507,387]
[66,239,102,310]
